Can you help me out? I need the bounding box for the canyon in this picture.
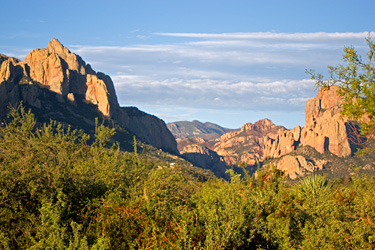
[2,39,374,180]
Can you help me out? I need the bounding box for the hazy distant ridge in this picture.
[167,120,232,140]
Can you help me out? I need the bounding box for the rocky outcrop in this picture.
[276,155,326,180]
[301,86,355,157]
[263,125,302,159]
[176,137,207,152]
[25,38,119,117]
[0,55,25,115]
[0,39,178,154]
[214,119,285,166]
[264,86,358,160]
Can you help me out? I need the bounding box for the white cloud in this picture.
[113,74,316,111]
[154,31,374,41]
[67,31,373,127]
[71,31,372,80]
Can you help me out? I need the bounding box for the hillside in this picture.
[0,38,241,180]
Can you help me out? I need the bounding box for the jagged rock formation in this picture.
[24,38,119,117]
[301,86,355,157]
[0,39,178,154]
[181,144,230,179]
[264,86,358,160]
[0,55,27,113]
[214,119,285,166]
[263,126,302,159]
[262,86,362,179]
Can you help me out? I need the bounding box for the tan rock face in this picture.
[25,38,118,117]
[276,155,302,180]
[214,119,284,166]
[301,86,353,157]
[263,125,302,159]
[263,86,357,160]
[176,137,207,152]
[0,55,29,115]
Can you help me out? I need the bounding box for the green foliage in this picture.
[308,35,375,152]
[194,173,252,249]
[2,105,375,249]
[93,118,116,148]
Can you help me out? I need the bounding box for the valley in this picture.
[1,38,375,249]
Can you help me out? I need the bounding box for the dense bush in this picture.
[1,106,375,249]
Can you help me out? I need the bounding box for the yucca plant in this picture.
[299,175,329,198]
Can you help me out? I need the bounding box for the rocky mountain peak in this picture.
[305,86,343,118]
[242,118,276,132]
[261,85,361,179]
[48,38,67,55]
[24,39,118,117]
[167,120,231,140]
[317,86,344,110]
[0,39,178,154]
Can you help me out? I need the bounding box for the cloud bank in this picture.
[69,31,372,127]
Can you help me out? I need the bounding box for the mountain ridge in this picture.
[167,120,232,140]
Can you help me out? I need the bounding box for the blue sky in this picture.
[1,0,374,128]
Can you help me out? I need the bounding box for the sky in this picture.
[0,0,374,129]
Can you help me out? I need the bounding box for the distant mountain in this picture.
[167,120,232,140]
[214,119,285,167]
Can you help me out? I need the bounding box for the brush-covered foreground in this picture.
[1,107,375,250]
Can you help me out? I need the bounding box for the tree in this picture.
[308,34,375,152]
